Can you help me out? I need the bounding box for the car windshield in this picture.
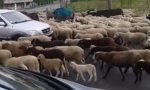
[1,11,31,24]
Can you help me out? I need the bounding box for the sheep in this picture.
[4,55,40,72]
[114,32,147,47]
[93,50,142,81]
[37,54,66,77]
[46,46,85,64]
[70,61,97,82]
[31,39,66,48]
[27,46,69,76]
[75,33,104,39]
[85,45,129,61]
[77,37,117,49]
[65,38,81,46]
[2,41,29,57]
[131,26,150,34]
[18,35,52,42]
[52,26,73,40]
[87,8,123,17]
[86,28,108,37]
[0,49,12,65]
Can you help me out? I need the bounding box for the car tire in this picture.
[11,34,25,41]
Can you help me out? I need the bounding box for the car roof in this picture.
[0,9,15,14]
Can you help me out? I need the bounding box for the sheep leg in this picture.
[63,60,69,76]
[100,61,104,71]
[55,70,60,77]
[85,51,90,60]
[139,69,143,82]
[75,73,79,81]
[88,72,93,82]
[132,67,139,84]
[49,71,52,76]
[103,66,112,79]
[118,67,125,81]
[124,67,129,74]
[80,72,86,82]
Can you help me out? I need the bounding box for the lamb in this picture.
[31,39,66,48]
[17,35,52,42]
[46,46,85,64]
[75,33,104,39]
[4,55,40,72]
[70,61,97,82]
[0,49,12,65]
[37,54,66,77]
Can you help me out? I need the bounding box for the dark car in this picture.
[0,66,102,90]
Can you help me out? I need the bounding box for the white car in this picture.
[0,9,53,40]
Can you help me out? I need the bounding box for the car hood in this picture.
[55,77,105,90]
[12,20,50,31]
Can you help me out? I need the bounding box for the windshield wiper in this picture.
[12,20,31,24]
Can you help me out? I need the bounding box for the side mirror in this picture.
[0,22,6,26]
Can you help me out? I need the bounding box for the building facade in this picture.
[4,0,33,10]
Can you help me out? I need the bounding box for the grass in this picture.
[67,0,150,15]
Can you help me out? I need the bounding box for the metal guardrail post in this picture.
[108,0,112,9]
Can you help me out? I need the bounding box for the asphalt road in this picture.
[63,49,150,90]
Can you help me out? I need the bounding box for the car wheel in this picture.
[11,34,25,41]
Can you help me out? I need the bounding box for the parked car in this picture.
[0,9,53,40]
[0,66,103,90]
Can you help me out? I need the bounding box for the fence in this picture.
[67,0,150,15]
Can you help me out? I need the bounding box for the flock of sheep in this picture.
[1,9,150,84]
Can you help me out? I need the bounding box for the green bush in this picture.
[0,0,3,8]
[33,0,55,5]
[67,0,150,15]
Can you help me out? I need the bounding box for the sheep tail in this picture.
[92,65,97,82]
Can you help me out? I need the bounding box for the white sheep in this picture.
[114,32,147,46]
[0,49,12,65]
[70,61,97,82]
[4,55,40,72]
[37,54,66,77]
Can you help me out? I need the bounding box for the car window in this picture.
[1,11,31,24]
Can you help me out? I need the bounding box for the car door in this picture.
[0,17,14,39]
